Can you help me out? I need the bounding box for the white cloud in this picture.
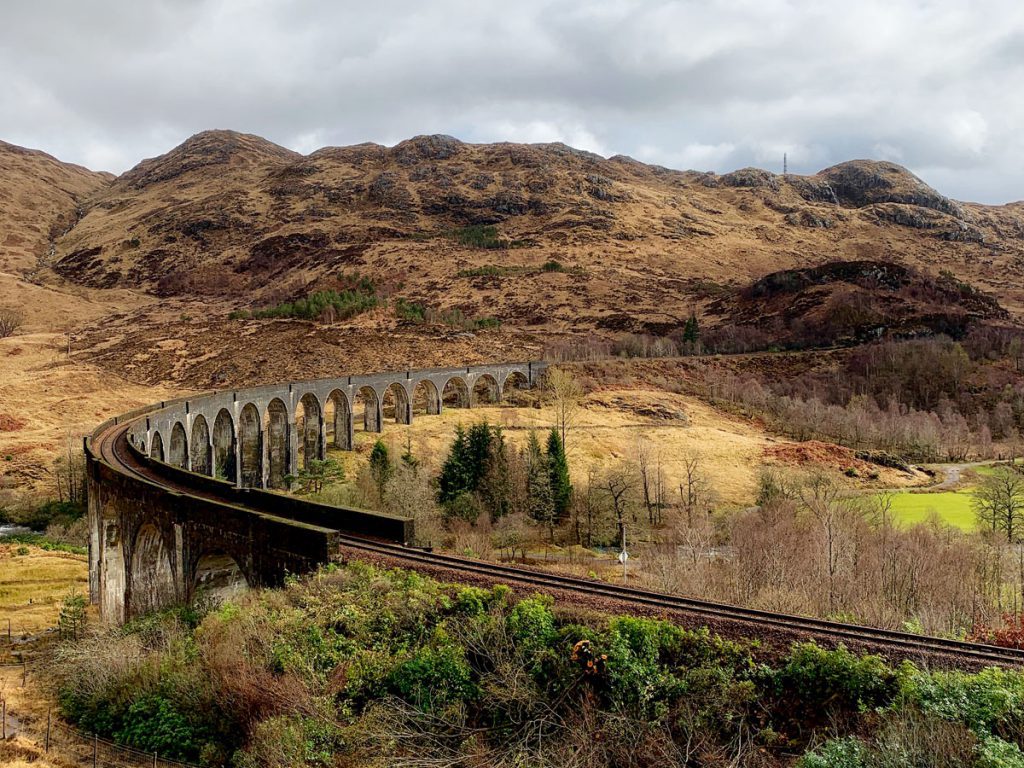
[0,0,1022,202]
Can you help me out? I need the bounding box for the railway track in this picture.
[94,420,1024,668]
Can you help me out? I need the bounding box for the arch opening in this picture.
[412,379,441,416]
[355,386,381,432]
[149,431,165,462]
[442,376,470,409]
[129,524,175,617]
[239,403,263,488]
[472,374,500,406]
[325,390,352,450]
[213,409,237,483]
[194,552,247,606]
[190,415,212,475]
[265,398,289,489]
[382,382,411,424]
[168,422,188,468]
[503,371,530,405]
[295,393,323,470]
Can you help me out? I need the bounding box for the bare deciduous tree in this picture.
[599,464,635,547]
[800,472,846,615]
[52,436,87,505]
[974,467,1024,543]
[545,367,582,448]
[0,308,23,338]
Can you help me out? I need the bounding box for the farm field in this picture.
[882,490,976,531]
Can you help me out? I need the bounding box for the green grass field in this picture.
[881,490,977,531]
[972,460,1022,478]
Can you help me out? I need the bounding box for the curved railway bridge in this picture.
[87,360,1024,668]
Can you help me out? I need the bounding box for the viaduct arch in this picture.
[87,361,546,623]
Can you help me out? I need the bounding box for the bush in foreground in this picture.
[50,562,1024,767]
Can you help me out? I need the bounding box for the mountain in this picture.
[33,131,1024,337]
[0,140,112,274]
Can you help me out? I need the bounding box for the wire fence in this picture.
[0,660,201,768]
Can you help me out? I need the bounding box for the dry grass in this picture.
[0,327,183,489]
[0,544,88,634]
[331,389,921,508]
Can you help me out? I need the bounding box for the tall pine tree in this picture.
[546,428,572,524]
[466,422,494,490]
[479,426,512,520]
[682,313,700,349]
[437,425,471,505]
[369,439,393,502]
[526,431,555,540]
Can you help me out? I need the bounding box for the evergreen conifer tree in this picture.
[437,425,470,504]
[466,422,494,490]
[526,431,555,539]
[369,439,393,501]
[682,313,700,345]
[546,428,572,523]
[480,426,511,520]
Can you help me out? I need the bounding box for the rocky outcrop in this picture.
[817,160,965,219]
[720,167,780,191]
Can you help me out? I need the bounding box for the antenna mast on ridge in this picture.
[783,152,788,177]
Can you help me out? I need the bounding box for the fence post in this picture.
[93,733,98,767]
[154,751,158,767]
[45,708,51,752]
[2,697,6,740]
[22,661,27,686]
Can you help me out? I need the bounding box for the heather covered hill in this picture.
[37,131,1024,336]
[0,140,111,274]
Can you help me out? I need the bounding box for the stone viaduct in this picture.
[87,362,546,623]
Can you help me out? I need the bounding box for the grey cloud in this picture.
[1,0,1022,203]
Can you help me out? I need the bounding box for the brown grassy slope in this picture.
[44,131,1024,331]
[0,141,111,276]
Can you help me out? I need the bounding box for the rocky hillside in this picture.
[0,141,111,274]
[24,130,1023,338]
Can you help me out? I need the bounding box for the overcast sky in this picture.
[2,0,1022,203]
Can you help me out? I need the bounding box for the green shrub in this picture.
[450,585,494,617]
[976,735,1024,768]
[3,532,86,555]
[798,737,867,768]
[775,643,900,712]
[388,642,476,711]
[507,597,557,656]
[395,298,427,323]
[541,260,566,272]
[456,264,517,277]
[602,616,687,712]
[251,288,381,321]
[394,299,500,330]
[451,225,507,249]
[53,561,1024,768]
[905,666,1024,736]
[114,694,209,760]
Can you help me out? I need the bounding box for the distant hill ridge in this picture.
[3,130,1024,332]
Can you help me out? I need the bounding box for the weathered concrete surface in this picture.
[88,361,545,623]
